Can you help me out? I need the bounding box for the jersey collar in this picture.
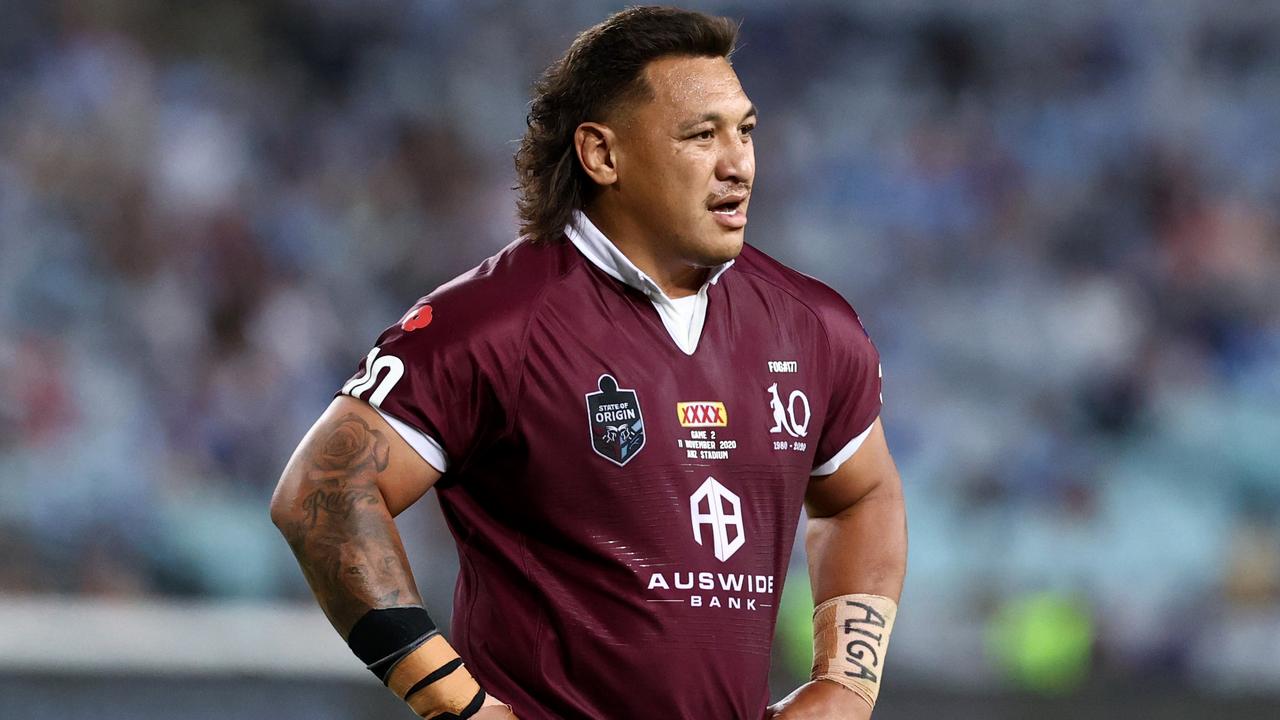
[564,210,734,301]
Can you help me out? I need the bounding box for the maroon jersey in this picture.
[340,213,882,719]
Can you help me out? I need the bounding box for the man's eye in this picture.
[740,124,756,136]
[691,129,714,140]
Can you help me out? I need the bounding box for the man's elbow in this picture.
[268,474,302,534]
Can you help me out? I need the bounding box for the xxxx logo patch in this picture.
[677,402,728,428]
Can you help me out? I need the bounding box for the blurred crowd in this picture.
[1,0,1278,693]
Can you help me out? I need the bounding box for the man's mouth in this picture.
[707,193,749,228]
[711,190,747,212]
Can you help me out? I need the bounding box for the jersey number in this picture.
[342,348,404,408]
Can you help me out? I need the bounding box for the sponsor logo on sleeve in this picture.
[676,401,728,428]
[585,374,646,466]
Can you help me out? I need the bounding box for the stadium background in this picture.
[1,0,1278,717]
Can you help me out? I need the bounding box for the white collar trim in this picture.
[564,210,734,302]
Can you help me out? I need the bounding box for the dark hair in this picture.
[515,6,739,243]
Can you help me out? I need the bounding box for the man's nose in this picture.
[716,133,754,185]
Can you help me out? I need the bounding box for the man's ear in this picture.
[574,122,618,187]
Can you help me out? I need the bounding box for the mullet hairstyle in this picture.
[515,6,739,244]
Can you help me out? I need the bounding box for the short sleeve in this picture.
[811,300,882,476]
[338,296,512,475]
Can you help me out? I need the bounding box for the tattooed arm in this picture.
[269,396,442,637]
[272,398,516,717]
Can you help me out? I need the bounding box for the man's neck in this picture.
[582,207,708,299]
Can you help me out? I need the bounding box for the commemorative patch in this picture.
[398,301,433,332]
[586,374,646,466]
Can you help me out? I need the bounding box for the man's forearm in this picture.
[764,483,907,719]
[271,412,422,637]
[805,480,907,603]
[272,407,509,717]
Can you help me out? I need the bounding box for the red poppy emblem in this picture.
[400,304,433,332]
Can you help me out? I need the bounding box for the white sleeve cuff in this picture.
[810,420,876,476]
[375,407,449,474]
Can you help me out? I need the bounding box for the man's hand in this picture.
[765,680,871,720]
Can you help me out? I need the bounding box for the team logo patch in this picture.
[586,374,646,466]
[677,402,728,428]
[767,382,811,438]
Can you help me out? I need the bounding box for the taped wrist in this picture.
[348,607,486,719]
[348,606,439,681]
[811,594,898,709]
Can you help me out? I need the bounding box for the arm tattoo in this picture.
[278,413,422,636]
[299,415,388,527]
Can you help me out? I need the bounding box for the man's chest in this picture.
[508,293,828,536]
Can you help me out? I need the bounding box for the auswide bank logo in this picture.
[677,401,728,428]
[690,476,745,562]
[585,374,646,466]
[643,476,775,611]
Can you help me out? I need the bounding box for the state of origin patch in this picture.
[585,374,646,466]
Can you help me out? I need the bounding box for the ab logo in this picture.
[767,383,811,438]
[585,374,646,466]
[690,477,745,562]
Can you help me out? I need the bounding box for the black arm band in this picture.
[404,658,465,701]
[347,606,438,682]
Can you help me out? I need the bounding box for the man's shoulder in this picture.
[731,243,865,331]
[419,236,579,332]
[437,234,577,296]
[384,236,580,358]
